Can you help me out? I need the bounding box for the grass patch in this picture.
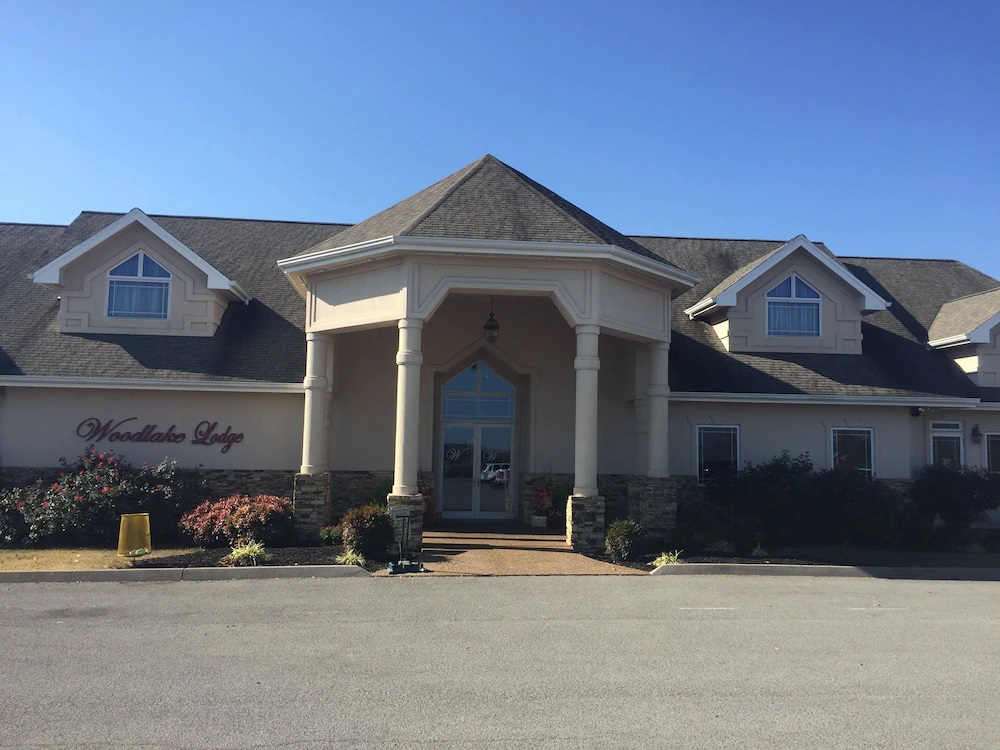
[0,547,200,572]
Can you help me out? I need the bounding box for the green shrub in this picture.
[340,504,395,560]
[179,494,294,547]
[319,525,343,546]
[222,539,270,567]
[904,465,1000,548]
[335,549,367,566]
[605,519,643,562]
[0,447,203,547]
[809,469,901,547]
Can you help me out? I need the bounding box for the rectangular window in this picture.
[697,425,739,483]
[831,428,874,477]
[930,422,964,468]
[767,301,820,336]
[987,435,1000,473]
[107,280,169,319]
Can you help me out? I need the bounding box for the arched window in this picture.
[441,362,514,422]
[107,251,171,319]
[766,274,820,337]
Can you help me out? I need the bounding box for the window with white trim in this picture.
[831,427,874,477]
[986,434,1000,473]
[697,425,740,482]
[930,422,964,467]
[766,274,821,337]
[107,251,170,319]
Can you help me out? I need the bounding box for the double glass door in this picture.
[440,424,513,518]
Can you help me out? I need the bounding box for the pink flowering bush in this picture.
[0,447,204,547]
[179,494,294,547]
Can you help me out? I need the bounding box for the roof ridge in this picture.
[629,234,792,243]
[77,210,350,227]
[496,157,611,246]
[399,155,493,237]
[0,221,67,228]
[938,285,1000,306]
[841,255,963,263]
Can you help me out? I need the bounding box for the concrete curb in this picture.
[649,563,1000,580]
[0,564,370,583]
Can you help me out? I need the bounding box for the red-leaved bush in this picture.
[179,494,294,547]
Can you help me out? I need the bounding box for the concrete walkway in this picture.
[391,526,643,576]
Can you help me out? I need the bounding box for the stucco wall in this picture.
[724,251,864,354]
[57,223,228,336]
[327,293,640,476]
[0,387,303,470]
[668,401,916,478]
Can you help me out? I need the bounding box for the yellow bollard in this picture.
[117,513,152,556]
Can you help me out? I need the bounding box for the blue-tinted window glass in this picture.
[766,276,793,298]
[480,364,514,393]
[444,366,477,392]
[794,277,820,299]
[110,254,140,277]
[142,255,170,278]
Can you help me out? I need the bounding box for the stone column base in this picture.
[566,494,605,553]
[387,494,424,553]
[293,473,332,540]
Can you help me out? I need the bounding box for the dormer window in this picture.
[107,251,171,319]
[766,274,820,337]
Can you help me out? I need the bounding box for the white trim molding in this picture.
[0,375,303,394]
[277,234,700,298]
[669,391,981,409]
[684,234,889,319]
[31,208,251,303]
[928,310,1000,349]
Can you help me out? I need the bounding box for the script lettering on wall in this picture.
[76,417,245,454]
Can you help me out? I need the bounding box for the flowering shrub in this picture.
[340,504,395,560]
[0,447,204,547]
[179,494,294,547]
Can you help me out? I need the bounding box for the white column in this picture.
[647,341,671,478]
[573,324,600,497]
[300,332,331,474]
[392,318,423,496]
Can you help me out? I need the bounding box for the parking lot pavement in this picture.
[2,576,998,749]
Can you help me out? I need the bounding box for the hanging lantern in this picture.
[483,297,500,343]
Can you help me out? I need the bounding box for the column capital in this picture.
[305,331,331,343]
[398,318,424,331]
[649,340,670,352]
[575,324,601,336]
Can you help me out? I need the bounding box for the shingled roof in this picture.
[3,207,998,399]
[298,155,686,272]
[637,237,997,398]
[0,214,347,383]
[927,287,1000,345]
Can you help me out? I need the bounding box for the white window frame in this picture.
[106,250,171,320]
[985,433,1000,473]
[929,422,965,467]
[766,273,821,337]
[830,427,875,477]
[696,424,741,485]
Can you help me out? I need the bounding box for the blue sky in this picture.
[2,1,998,278]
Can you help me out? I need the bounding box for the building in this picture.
[3,155,999,550]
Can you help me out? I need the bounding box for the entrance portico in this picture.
[278,155,698,551]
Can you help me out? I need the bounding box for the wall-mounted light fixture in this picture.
[971,424,983,444]
[483,296,500,344]
[909,406,925,418]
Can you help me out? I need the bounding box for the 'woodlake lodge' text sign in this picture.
[76,417,245,453]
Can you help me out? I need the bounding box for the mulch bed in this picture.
[586,552,824,571]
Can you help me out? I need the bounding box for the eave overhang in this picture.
[31,208,251,303]
[684,235,890,320]
[277,235,700,298]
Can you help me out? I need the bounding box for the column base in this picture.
[293,473,332,541]
[387,494,425,553]
[566,494,605,553]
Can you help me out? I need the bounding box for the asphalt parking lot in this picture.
[2,575,998,749]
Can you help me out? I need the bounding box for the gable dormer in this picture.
[928,287,1000,386]
[32,209,249,336]
[683,235,888,354]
